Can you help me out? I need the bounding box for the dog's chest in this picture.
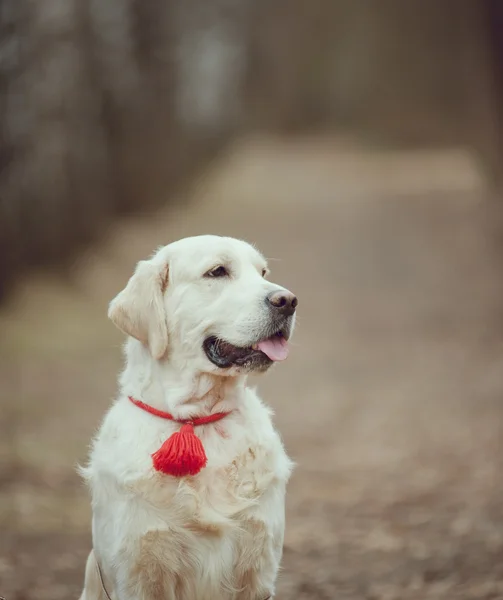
[215,442,277,501]
[137,447,284,598]
[143,440,280,523]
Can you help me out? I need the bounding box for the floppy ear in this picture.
[108,259,169,360]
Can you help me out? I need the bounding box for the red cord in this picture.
[128,396,230,426]
[128,396,231,477]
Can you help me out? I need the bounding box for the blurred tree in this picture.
[1,0,502,300]
[0,0,252,299]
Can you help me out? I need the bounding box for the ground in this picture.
[1,135,503,599]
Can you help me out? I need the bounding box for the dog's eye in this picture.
[261,268,268,278]
[205,266,229,278]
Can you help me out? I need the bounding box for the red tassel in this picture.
[151,423,208,477]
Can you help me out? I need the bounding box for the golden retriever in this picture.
[80,235,297,599]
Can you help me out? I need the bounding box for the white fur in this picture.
[80,235,295,600]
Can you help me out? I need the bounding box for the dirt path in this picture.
[2,136,503,599]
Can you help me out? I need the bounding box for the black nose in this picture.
[266,290,298,317]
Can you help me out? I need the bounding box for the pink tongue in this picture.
[257,336,289,361]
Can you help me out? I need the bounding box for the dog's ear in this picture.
[108,259,169,359]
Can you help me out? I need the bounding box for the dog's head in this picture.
[108,235,297,374]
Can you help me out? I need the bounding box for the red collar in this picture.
[128,396,231,426]
[128,396,231,478]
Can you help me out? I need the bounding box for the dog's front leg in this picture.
[114,564,180,600]
[234,526,283,600]
[114,528,195,600]
[79,550,112,600]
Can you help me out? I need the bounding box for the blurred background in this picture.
[1,1,503,598]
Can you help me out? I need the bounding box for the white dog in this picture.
[79,235,297,600]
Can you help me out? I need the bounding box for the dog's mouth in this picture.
[203,328,290,371]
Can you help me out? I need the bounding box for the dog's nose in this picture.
[266,290,298,317]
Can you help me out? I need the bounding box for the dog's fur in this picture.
[80,235,295,600]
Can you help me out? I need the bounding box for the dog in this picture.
[79,235,297,600]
